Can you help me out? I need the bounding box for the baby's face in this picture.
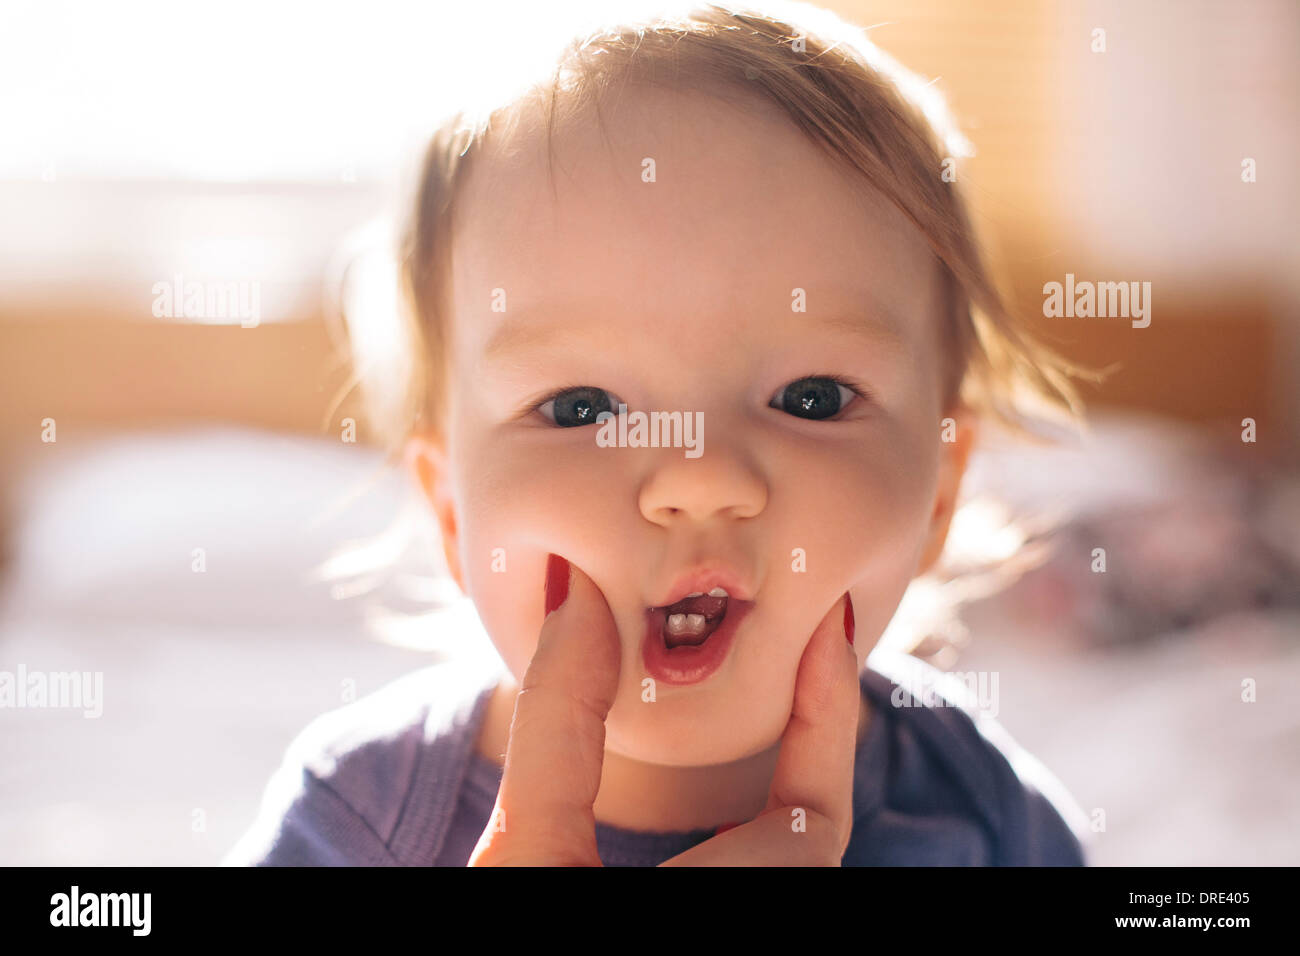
[420,86,970,767]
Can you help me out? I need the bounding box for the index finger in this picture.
[468,556,622,866]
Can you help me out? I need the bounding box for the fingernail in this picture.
[544,554,570,617]
[843,592,855,646]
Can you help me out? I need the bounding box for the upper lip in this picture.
[647,562,755,608]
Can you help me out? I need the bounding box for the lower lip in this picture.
[640,602,751,686]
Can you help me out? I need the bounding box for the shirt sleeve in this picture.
[863,652,1092,866]
[974,712,1092,866]
[1022,785,1088,865]
[221,756,402,866]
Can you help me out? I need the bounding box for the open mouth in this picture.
[648,588,730,649]
[641,574,754,685]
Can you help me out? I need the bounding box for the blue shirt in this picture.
[223,648,1090,866]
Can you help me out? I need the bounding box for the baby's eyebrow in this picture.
[483,307,580,363]
[482,301,912,363]
[811,310,912,357]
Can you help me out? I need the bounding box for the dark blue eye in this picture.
[538,386,623,427]
[770,376,858,420]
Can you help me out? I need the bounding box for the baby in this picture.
[226,0,1091,866]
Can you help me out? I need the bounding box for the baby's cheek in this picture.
[848,441,941,643]
[453,435,633,678]
[776,430,936,638]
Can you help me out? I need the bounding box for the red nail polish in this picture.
[544,554,570,616]
[843,593,855,646]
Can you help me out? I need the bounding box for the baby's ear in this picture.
[405,430,465,594]
[916,407,979,577]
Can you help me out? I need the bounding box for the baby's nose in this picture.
[637,440,766,526]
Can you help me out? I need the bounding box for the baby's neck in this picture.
[472,676,872,834]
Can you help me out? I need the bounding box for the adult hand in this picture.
[467,555,859,866]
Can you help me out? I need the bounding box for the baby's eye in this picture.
[769,376,862,421]
[537,386,624,427]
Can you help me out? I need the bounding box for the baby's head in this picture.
[351,1,1083,767]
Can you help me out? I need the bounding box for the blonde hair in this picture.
[338,0,1102,462]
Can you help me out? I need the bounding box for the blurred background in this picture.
[1,0,1297,865]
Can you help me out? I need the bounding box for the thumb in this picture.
[763,591,859,856]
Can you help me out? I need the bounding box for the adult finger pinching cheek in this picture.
[468,555,623,866]
[764,590,861,862]
[659,591,860,867]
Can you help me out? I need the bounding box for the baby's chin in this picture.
[602,680,788,767]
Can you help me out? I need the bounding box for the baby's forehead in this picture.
[448,85,942,356]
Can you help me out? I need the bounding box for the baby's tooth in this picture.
[685,592,704,598]
[708,587,728,597]
[665,612,710,635]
